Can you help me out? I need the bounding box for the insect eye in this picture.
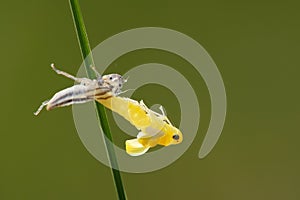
[119,84,122,87]
[109,76,113,80]
[172,134,179,140]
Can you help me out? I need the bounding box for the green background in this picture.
[1,0,299,199]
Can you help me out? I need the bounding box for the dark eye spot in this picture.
[172,134,179,140]
[119,84,122,87]
[109,77,113,80]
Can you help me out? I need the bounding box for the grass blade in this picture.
[69,0,127,199]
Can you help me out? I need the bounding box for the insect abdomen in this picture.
[46,85,104,110]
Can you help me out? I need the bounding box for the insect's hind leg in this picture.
[34,100,49,116]
[50,63,92,85]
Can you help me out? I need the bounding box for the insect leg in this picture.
[50,63,92,85]
[90,65,102,79]
[34,100,49,116]
[159,105,166,116]
[90,65,104,85]
[159,105,173,125]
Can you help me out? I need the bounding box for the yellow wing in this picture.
[97,96,151,129]
[125,138,150,156]
[127,100,151,128]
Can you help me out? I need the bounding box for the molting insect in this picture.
[34,63,183,156]
[98,96,183,156]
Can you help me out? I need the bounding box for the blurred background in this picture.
[1,0,299,199]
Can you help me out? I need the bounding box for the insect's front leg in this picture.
[90,65,102,79]
[50,63,93,85]
[159,106,166,116]
[87,65,105,86]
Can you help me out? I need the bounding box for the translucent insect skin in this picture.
[34,64,125,115]
[46,84,109,111]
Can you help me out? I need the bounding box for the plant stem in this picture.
[69,1,127,199]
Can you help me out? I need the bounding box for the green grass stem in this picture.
[69,1,127,199]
